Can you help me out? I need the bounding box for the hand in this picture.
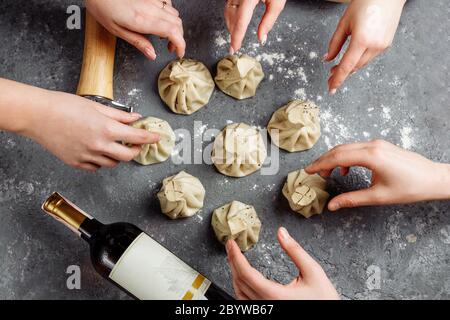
[305,140,450,211]
[24,91,160,172]
[224,0,286,54]
[86,0,185,59]
[325,0,406,94]
[226,227,339,300]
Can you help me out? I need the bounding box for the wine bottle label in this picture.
[109,232,211,300]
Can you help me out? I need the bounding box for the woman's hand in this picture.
[325,0,406,94]
[86,0,185,59]
[23,91,160,171]
[305,140,450,211]
[224,0,286,54]
[226,227,339,300]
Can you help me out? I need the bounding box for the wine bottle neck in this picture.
[42,192,103,241]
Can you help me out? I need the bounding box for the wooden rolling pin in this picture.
[77,11,132,112]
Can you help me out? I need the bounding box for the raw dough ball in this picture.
[158,59,215,115]
[215,54,264,100]
[157,171,205,219]
[267,100,321,152]
[131,117,175,165]
[211,201,261,252]
[282,169,329,218]
[211,123,267,177]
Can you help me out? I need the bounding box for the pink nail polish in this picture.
[229,46,235,55]
[329,88,337,96]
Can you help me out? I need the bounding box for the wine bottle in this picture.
[42,192,233,300]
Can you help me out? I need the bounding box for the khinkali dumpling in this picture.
[131,117,175,165]
[215,54,264,100]
[282,169,329,218]
[158,59,215,115]
[211,201,261,252]
[211,123,267,177]
[157,171,205,219]
[267,100,321,152]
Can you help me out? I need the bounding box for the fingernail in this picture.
[229,46,235,55]
[261,34,267,46]
[322,53,329,62]
[145,47,156,60]
[329,88,337,96]
[153,133,161,142]
[131,112,142,118]
[280,227,290,241]
[329,202,339,211]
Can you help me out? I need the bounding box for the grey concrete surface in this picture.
[0,0,449,300]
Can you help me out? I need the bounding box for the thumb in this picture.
[328,188,379,211]
[277,227,323,280]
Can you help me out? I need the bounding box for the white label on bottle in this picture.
[109,232,211,300]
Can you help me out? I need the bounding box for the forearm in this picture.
[0,78,50,135]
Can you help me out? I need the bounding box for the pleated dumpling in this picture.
[211,201,261,252]
[211,123,267,177]
[282,169,329,218]
[131,117,175,165]
[215,54,264,100]
[267,100,321,152]
[158,59,215,115]
[157,171,205,219]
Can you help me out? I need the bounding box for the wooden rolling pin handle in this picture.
[76,12,116,100]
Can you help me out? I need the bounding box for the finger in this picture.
[224,4,235,33]
[103,143,141,162]
[325,18,348,62]
[328,39,366,92]
[93,103,142,124]
[227,242,261,300]
[352,49,380,73]
[277,227,323,281]
[258,0,286,44]
[113,24,157,60]
[91,156,119,169]
[305,147,375,174]
[328,187,381,211]
[122,10,186,58]
[168,41,175,53]
[78,162,100,172]
[230,0,259,52]
[225,240,274,294]
[111,123,160,145]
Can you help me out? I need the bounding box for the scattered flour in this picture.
[382,105,391,121]
[256,52,286,66]
[294,88,306,100]
[127,88,141,97]
[269,74,274,81]
[363,132,370,138]
[214,31,228,47]
[400,127,414,149]
[309,51,318,59]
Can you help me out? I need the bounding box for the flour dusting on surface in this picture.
[400,127,414,149]
[294,88,306,100]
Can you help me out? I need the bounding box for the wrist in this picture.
[14,87,53,138]
[430,162,450,200]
